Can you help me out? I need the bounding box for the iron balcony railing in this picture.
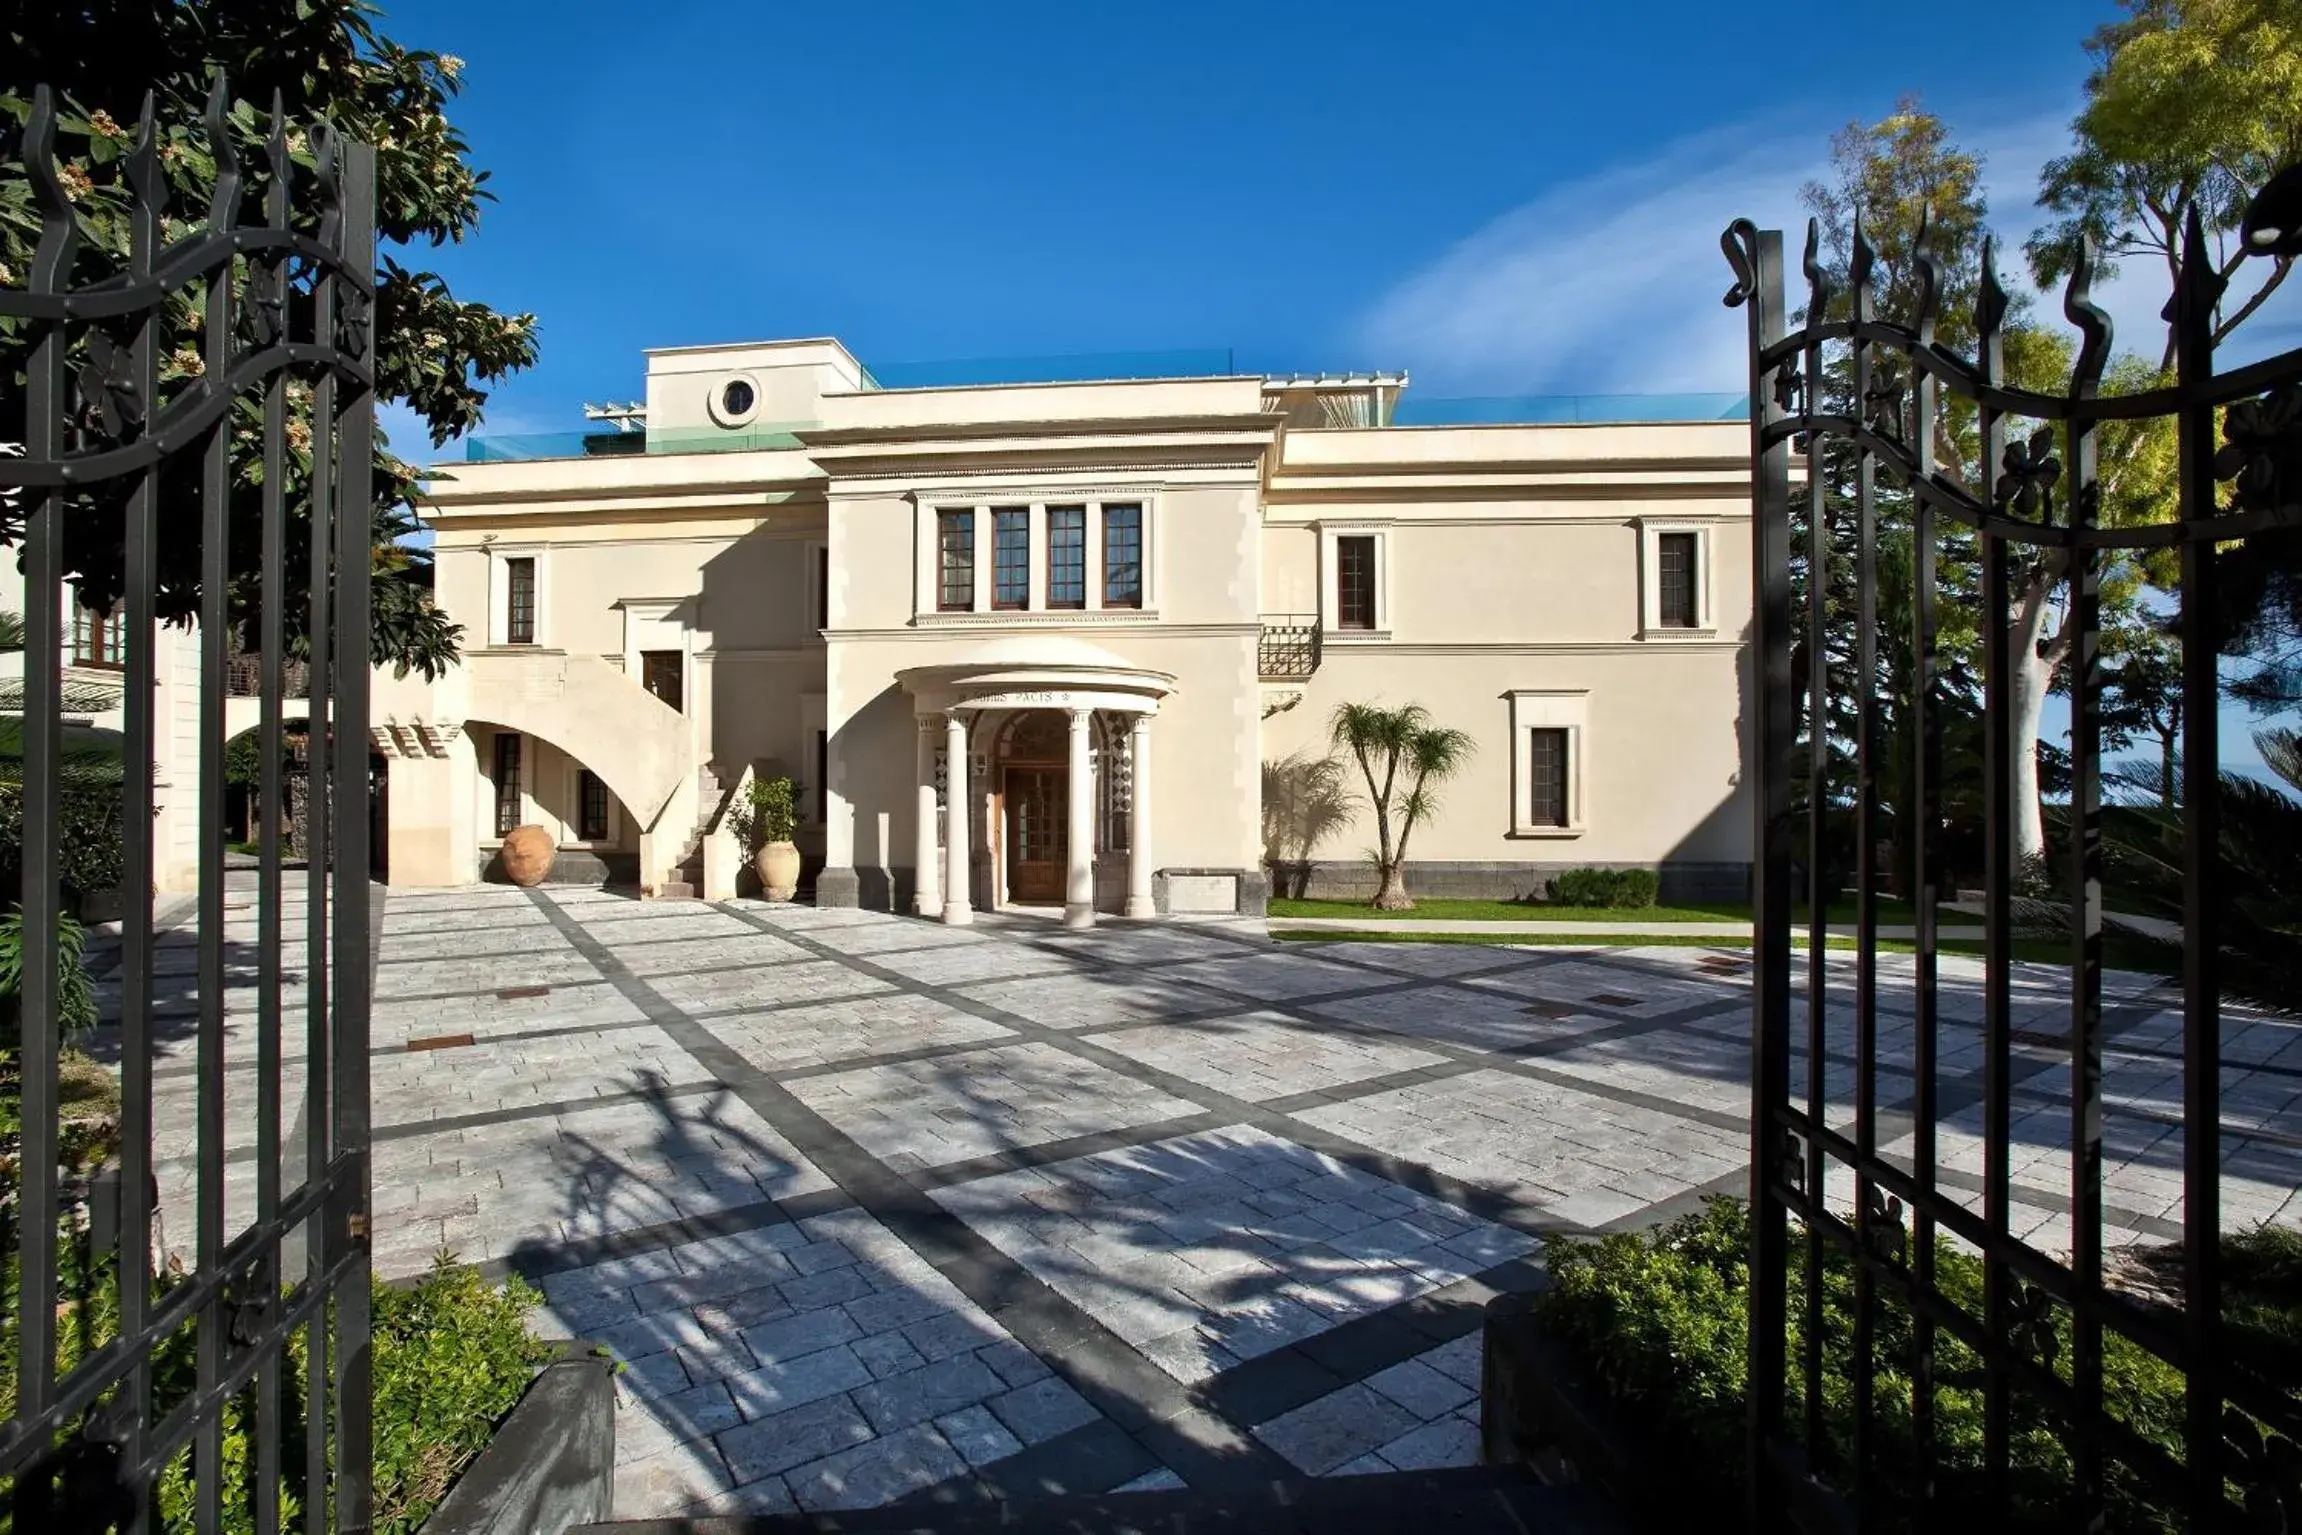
[1259,615,1321,678]
[227,648,310,699]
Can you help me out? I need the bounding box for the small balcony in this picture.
[227,649,310,699]
[1259,615,1321,679]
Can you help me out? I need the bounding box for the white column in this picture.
[1126,712,1155,918]
[1064,709,1096,929]
[913,716,939,916]
[942,711,972,925]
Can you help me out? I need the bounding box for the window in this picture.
[1047,506,1085,609]
[641,650,683,712]
[992,508,1030,609]
[505,557,536,644]
[70,605,122,668]
[1103,504,1142,609]
[816,545,830,630]
[578,770,609,841]
[1658,532,1698,628]
[493,733,523,836]
[1527,729,1569,828]
[815,730,828,825]
[1337,535,1377,631]
[937,510,975,611]
[720,379,755,418]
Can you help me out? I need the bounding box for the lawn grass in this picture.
[1267,895,1922,924]
[1274,928,2180,976]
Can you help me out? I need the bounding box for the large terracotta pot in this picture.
[499,825,557,887]
[755,841,801,903]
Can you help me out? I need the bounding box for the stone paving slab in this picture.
[1091,1013,1450,1103]
[931,1126,1537,1384]
[134,879,2301,1521]
[787,1041,1204,1172]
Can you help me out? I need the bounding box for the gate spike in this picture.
[1802,217,1835,335]
[1976,235,2010,358]
[25,85,78,292]
[263,89,292,229]
[125,91,163,217]
[1912,203,1945,343]
[2063,234,2113,399]
[1849,211,1876,319]
[203,74,243,231]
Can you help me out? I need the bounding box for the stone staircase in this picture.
[575,1465,1622,1533]
[652,766,727,900]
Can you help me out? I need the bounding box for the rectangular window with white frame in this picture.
[505,557,536,644]
[1638,522,1713,636]
[1508,690,1588,837]
[577,769,610,842]
[1318,522,1392,638]
[915,493,1158,621]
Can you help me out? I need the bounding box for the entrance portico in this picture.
[895,638,1176,928]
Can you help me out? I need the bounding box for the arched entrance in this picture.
[895,637,1177,928]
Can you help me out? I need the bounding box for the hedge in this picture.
[2,1243,553,1535]
[0,779,127,904]
[1537,1197,2300,1533]
[1548,867,1660,908]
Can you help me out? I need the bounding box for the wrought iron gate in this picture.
[2,79,375,1530]
[1724,181,2302,1528]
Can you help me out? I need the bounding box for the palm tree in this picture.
[1261,750,1356,899]
[1329,702,1475,911]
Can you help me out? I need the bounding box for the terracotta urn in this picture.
[499,824,556,888]
[755,840,801,903]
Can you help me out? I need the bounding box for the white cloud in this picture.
[1351,104,2302,400]
[1355,124,1820,398]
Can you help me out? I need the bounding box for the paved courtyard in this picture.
[129,881,2302,1520]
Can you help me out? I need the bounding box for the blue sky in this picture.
[376,0,2298,771]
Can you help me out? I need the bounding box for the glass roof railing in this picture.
[1393,392,1748,426]
[453,388,1748,462]
[860,347,1239,389]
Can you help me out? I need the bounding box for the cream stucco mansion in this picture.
[373,338,1754,921]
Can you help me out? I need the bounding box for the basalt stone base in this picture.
[1278,859,1751,907]
[478,849,634,888]
[422,1352,614,1535]
[814,865,861,908]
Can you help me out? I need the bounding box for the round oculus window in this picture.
[720,379,756,419]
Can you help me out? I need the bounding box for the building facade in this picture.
[380,338,1754,920]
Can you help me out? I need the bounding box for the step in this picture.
[576,1465,1622,1534]
[651,881,700,900]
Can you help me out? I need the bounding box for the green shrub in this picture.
[727,773,803,847]
[1547,866,1660,908]
[1538,1197,2289,1533]
[0,904,97,1045]
[3,1241,551,1535]
[0,778,127,903]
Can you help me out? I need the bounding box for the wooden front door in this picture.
[1004,766,1066,903]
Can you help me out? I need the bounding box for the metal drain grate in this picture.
[496,984,551,1000]
[405,1033,477,1052]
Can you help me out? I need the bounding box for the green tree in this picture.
[1,1,537,677]
[1803,100,2173,875]
[2094,614,2185,809]
[2028,0,2302,371]
[1329,702,1473,911]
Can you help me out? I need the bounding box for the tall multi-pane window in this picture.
[578,770,609,841]
[1658,532,1699,628]
[494,733,523,836]
[641,651,683,712]
[70,604,123,668]
[816,545,830,630]
[937,511,975,611]
[1337,535,1377,631]
[1102,504,1142,609]
[1527,729,1569,828]
[992,508,1030,610]
[505,557,536,644]
[1047,506,1086,608]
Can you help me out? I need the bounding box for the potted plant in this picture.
[728,775,803,902]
